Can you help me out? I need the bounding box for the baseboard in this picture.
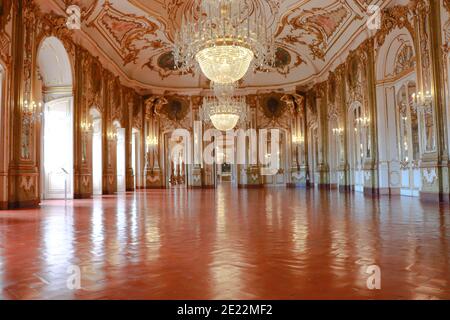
[0,201,8,210]
[8,199,40,209]
[287,183,304,188]
[339,185,352,193]
[238,184,264,189]
[420,192,450,203]
[363,187,380,197]
[74,193,92,199]
[189,185,216,189]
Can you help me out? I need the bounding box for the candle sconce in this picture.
[356,116,370,127]
[332,128,344,136]
[80,120,93,133]
[292,134,304,145]
[146,135,158,147]
[23,100,43,123]
[107,131,118,141]
[412,91,433,114]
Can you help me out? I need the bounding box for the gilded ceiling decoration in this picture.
[90,1,164,66]
[282,4,351,60]
[63,0,98,19]
[42,0,387,92]
[143,50,195,80]
[0,0,12,64]
[0,0,12,31]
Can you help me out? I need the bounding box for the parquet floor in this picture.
[0,186,449,299]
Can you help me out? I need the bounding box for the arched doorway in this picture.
[163,131,188,188]
[132,128,141,189]
[308,124,318,186]
[0,63,3,117]
[37,37,73,200]
[262,129,288,186]
[328,118,340,188]
[215,134,237,186]
[375,30,418,196]
[114,121,126,193]
[348,102,365,192]
[396,82,421,196]
[90,108,102,195]
[0,63,7,207]
[0,63,4,142]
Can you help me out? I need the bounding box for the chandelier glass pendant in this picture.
[212,81,238,98]
[173,0,276,84]
[202,93,248,131]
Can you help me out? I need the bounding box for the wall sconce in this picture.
[107,131,118,141]
[80,120,93,133]
[146,135,158,147]
[292,134,304,145]
[412,91,432,113]
[356,116,370,127]
[23,100,42,123]
[332,128,344,135]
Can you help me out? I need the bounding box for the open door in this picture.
[91,109,102,195]
[42,98,74,199]
[116,127,126,193]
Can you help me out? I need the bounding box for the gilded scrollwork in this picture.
[375,5,415,48]
[0,0,12,31]
[281,3,350,61]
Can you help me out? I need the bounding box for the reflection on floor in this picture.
[0,186,449,300]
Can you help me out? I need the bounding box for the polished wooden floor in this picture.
[0,186,449,300]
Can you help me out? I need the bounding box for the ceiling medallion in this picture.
[173,0,276,84]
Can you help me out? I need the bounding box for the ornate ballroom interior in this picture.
[0,0,449,300]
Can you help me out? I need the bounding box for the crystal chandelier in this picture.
[212,81,238,98]
[202,94,248,131]
[173,0,276,83]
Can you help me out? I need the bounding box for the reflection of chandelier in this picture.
[173,0,275,83]
[202,95,248,131]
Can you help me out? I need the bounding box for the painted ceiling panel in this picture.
[42,0,383,93]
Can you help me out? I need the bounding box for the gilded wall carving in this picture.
[158,95,191,132]
[393,44,415,76]
[1,0,144,207]
[375,5,415,48]
[258,93,291,130]
[0,0,12,64]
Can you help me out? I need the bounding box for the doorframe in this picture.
[40,96,74,200]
